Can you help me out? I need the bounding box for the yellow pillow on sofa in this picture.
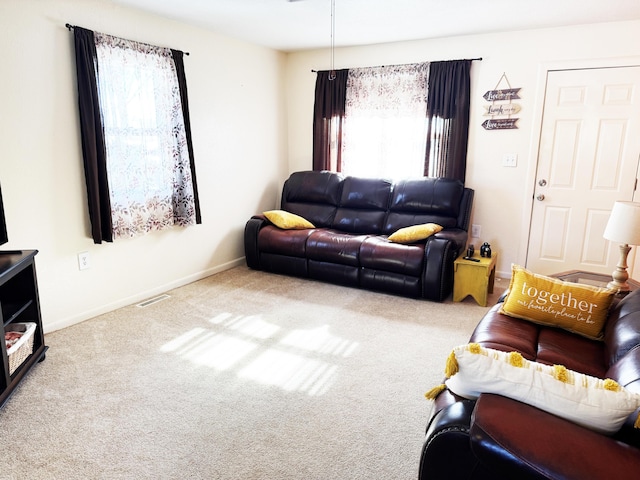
[263,210,315,230]
[499,265,615,340]
[388,223,442,243]
[428,343,640,435]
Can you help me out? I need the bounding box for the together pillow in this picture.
[426,343,640,435]
[500,265,615,340]
[388,223,442,244]
[263,210,315,230]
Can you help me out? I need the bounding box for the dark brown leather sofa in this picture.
[419,289,640,479]
[244,170,474,301]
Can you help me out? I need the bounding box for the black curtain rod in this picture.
[65,23,190,55]
[311,57,482,73]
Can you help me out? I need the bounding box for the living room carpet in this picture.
[0,266,502,479]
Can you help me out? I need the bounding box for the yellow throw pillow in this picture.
[263,210,315,230]
[388,223,443,244]
[427,343,640,435]
[499,265,615,340]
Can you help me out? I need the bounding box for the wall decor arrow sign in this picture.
[482,118,519,130]
[483,103,521,116]
[482,73,521,130]
[483,88,521,101]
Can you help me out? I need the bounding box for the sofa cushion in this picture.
[263,210,315,230]
[388,223,442,243]
[384,178,464,233]
[441,343,640,435]
[332,177,392,234]
[500,265,615,340]
[360,236,424,276]
[282,170,343,205]
[281,170,343,228]
[470,304,608,378]
[306,229,369,266]
[536,328,607,378]
[607,347,640,394]
[604,289,640,367]
[257,226,315,257]
[469,304,541,361]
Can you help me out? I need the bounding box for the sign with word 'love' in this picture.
[481,118,519,130]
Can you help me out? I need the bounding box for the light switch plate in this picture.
[503,153,518,167]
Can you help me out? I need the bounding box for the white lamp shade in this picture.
[603,201,640,245]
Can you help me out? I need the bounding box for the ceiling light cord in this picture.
[329,0,336,80]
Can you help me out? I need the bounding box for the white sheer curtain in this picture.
[94,32,196,239]
[341,63,429,179]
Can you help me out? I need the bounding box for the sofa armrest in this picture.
[470,394,640,480]
[244,214,268,269]
[420,399,494,480]
[422,236,456,301]
[434,227,468,254]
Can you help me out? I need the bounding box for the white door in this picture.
[526,67,640,276]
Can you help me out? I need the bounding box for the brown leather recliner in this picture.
[244,170,474,301]
[419,289,640,479]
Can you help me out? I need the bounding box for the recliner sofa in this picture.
[419,288,640,479]
[244,170,474,301]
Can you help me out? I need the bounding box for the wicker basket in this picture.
[5,322,36,375]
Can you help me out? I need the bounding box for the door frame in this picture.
[519,56,640,276]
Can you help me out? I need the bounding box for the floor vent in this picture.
[136,294,170,308]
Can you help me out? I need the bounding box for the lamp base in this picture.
[607,279,630,293]
[608,243,632,293]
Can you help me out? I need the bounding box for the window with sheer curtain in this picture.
[312,60,471,183]
[341,63,429,180]
[72,27,201,243]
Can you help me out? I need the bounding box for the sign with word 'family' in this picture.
[483,103,521,116]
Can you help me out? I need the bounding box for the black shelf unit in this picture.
[0,250,47,407]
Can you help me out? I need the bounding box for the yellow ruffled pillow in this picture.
[426,343,640,435]
[500,265,615,340]
[388,223,442,244]
[263,210,315,230]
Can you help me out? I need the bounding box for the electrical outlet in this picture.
[471,224,481,238]
[502,153,518,167]
[78,251,90,270]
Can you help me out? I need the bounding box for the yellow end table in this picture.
[453,252,498,306]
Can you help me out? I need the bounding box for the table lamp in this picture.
[603,201,640,292]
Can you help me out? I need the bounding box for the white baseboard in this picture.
[44,257,246,333]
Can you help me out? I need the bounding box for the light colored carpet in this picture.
[0,266,502,479]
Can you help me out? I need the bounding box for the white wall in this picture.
[285,21,640,279]
[3,3,640,333]
[0,0,289,332]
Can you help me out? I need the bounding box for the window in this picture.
[72,27,200,243]
[341,64,429,180]
[312,60,471,183]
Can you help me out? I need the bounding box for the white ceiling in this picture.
[110,0,640,52]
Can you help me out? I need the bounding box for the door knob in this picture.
[536,194,545,201]
[538,179,547,187]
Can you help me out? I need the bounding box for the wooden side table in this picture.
[453,252,498,306]
[552,270,640,293]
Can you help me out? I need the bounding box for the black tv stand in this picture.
[0,250,47,408]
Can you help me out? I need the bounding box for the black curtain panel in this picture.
[171,49,202,224]
[72,27,113,244]
[425,60,471,182]
[312,69,348,172]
